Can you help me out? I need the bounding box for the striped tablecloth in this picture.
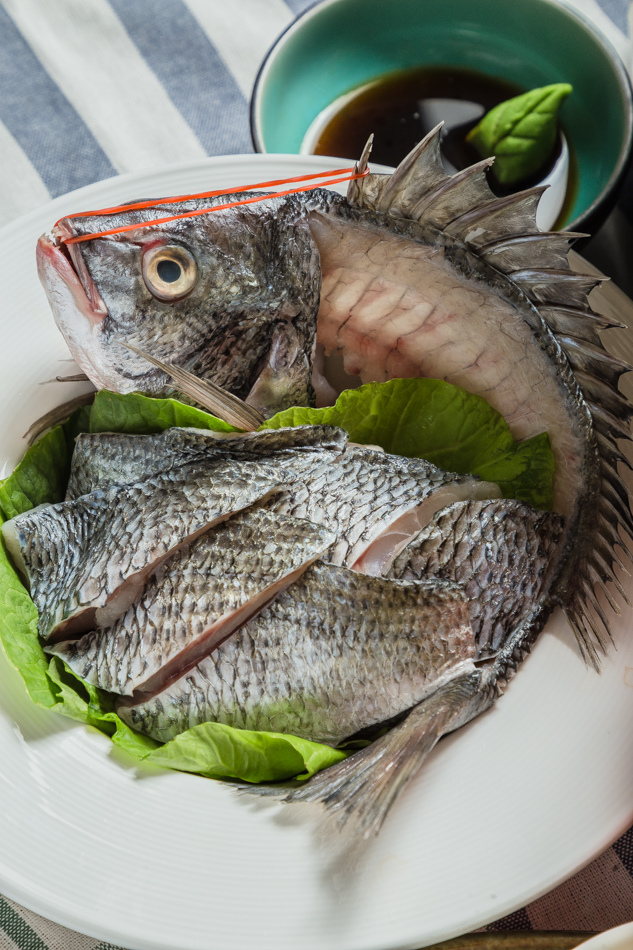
[0,1,632,948]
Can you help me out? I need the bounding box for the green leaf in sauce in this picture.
[467,83,572,185]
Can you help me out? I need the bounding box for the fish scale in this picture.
[49,508,335,700]
[67,424,349,498]
[268,443,499,569]
[3,455,283,641]
[118,562,475,746]
[388,498,564,657]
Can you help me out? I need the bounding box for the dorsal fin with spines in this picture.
[347,124,633,665]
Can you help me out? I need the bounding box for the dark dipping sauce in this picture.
[313,65,576,224]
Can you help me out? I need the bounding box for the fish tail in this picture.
[279,670,489,838]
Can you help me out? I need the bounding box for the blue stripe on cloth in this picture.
[109,0,252,156]
[0,5,117,196]
[284,0,318,14]
[595,0,629,35]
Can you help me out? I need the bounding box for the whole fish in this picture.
[35,128,633,832]
[37,129,632,662]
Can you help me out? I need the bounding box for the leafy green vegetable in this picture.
[0,405,93,521]
[0,377,555,784]
[467,83,572,186]
[0,513,57,708]
[148,722,346,782]
[89,390,238,435]
[0,426,70,520]
[264,379,554,509]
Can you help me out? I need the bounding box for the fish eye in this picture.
[142,244,198,301]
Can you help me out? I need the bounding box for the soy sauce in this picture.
[312,65,572,204]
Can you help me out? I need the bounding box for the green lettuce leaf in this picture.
[0,426,70,520]
[89,390,238,435]
[0,405,93,520]
[148,722,346,783]
[0,515,57,708]
[467,83,572,185]
[264,378,554,509]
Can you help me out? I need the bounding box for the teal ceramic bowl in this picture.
[251,0,633,232]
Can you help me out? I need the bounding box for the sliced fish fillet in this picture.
[118,562,475,745]
[269,443,500,568]
[66,424,348,498]
[50,509,335,699]
[3,457,282,641]
[389,498,564,657]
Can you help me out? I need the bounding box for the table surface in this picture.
[1,1,633,948]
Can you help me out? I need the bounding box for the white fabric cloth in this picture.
[0,1,631,947]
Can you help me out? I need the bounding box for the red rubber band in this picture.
[56,166,367,241]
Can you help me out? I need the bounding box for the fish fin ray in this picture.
[510,271,604,308]
[411,159,495,227]
[589,401,633,441]
[271,670,488,837]
[347,135,374,205]
[444,188,545,247]
[540,306,624,341]
[479,233,583,273]
[376,123,448,216]
[558,339,632,389]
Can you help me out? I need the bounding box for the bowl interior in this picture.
[254,0,632,228]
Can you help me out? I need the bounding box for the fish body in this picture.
[37,132,632,661]
[117,562,475,745]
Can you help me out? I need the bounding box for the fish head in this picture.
[37,195,322,410]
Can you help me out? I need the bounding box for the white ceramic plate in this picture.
[1,154,633,950]
[579,922,633,950]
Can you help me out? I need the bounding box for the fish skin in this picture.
[117,561,475,745]
[48,508,335,700]
[267,443,500,568]
[67,424,496,573]
[66,424,348,498]
[4,456,282,641]
[38,200,321,411]
[388,498,565,658]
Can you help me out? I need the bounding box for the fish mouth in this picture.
[36,225,118,388]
